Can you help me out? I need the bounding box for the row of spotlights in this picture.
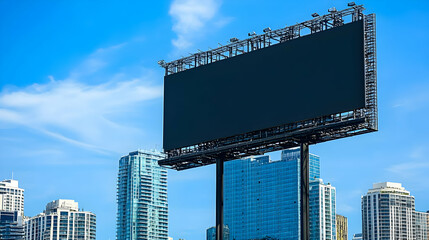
[231,28,270,42]
[159,2,359,66]
[312,2,356,18]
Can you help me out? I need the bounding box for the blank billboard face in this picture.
[164,20,365,151]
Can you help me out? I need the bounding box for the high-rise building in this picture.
[224,148,335,240]
[361,182,415,240]
[414,211,428,240]
[309,179,336,240]
[0,210,24,240]
[0,179,24,216]
[206,225,230,240]
[351,233,362,240]
[116,150,168,240]
[336,214,347,240]
[24,199,96,240]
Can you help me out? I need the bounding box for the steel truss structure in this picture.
[159,6,377,170]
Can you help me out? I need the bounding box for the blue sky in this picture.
[1,0,429,239]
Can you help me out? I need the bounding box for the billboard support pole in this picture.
[300,143,310,240]
[216,158,224,240]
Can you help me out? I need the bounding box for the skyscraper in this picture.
[24,199,96,240]
[309,179,336,240]
[336,215,347,240]
[361,182,415,240]
[0,179,24,216]
[224,148,335,240]
[116,150,168,240]
[206,225,230,240]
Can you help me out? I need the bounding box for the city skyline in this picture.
[1,0,429,239]
[1,169,429,239]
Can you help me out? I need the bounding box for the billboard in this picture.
[164,20,365,151]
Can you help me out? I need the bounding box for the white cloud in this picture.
[387,161,429,174]
[169,0,221,49]
[0,79,162,153]
[69,42,128,79]
[386,145,429,174]
[0,39,166,156]
[392,84,429,110]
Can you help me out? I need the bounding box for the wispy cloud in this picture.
[0,79,162,154]
[392,84,429,110]
[386,145,429,180]
[69,42,128,79]
[169,0,222,49]
[387,161,429,174]
[0,42,163,155]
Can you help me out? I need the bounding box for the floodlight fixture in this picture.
[312,13,320,18]
[263,27,272,33]
[328,7,337,13]
[230,37,239,42]
[157,60,166,67]
[248,31,257,37]
[348,2,356,6]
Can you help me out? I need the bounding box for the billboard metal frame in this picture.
[159,5,377,170]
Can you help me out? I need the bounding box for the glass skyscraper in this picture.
[309,179,336,240]
[206,225,230,240]
[116,150,168,240]
[224,147,330,240]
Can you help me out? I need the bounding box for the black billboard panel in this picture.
[164,20,365,151]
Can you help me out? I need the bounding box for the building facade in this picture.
[116,150,168,240]
[336,215,347,240]
[0,179,24,216]
[362,182,415,240]
[206,225,230,240]
[414,211,429,240]
[309,179,336,240]
[0,210,24,240]
[24,199,96,240]
[224,148,335,240]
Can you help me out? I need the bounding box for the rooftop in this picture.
[45,199,79,214]
[368,182,410,195]
[0,179,20,188]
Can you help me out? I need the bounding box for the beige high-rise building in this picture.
[336,214,348,240]
[0,179,24,216]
